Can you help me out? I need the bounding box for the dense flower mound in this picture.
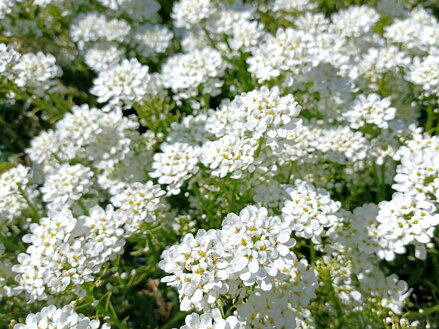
[0,1,438,329]
[13,305,109,329]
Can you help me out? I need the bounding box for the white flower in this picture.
[228,20,265,54]
[236,289,297,329]
[160,229,229,311]
[219,86,302,140]
[102,17,131,42]
[40,164,94,210]
[82,109,137,170]
[252,180,288,210]
[318,126,369,164]
[91,58,153,109]
[55,105,101,153]
[111,181,165,233]
[295,13,330,33]
[26,130,61,171]
[96,134,155,195]
[222,206,296,288]
[82,205,125,260]
[384,7,439,53]
[54,104,138,169]
[247,28,318,83]
[70,13,130,47]
[377,193,439,261]
[205,2,255,36]
[380,274,412,314]
[282,180,341,243]
[358,45,410,82]
[70,13,108,44]
[328,204,382,255]
[96,0,134,10]
[330,5,380,38]
[180,29,211,53]
[13,208,80,301]
[150,142,200,195]
[0,165,38,225]
[84,42,124,72]
[203,2,263,55]
[180,309,245,329]
[133,24,173,57]
[27,104,143,179]
[0,43,20,77]
[161,47,225,102]
[13,206,127,301]
[13,305,105,329]
[393,148,439,201]
[166,113,211,146]
[172,0,216,29]
[406,55,439,97]
[180,310,243,329]
[343,94,396,129]
[160,205,311,313]
[200,135,257,179]
[272,0,318,13]
[13,52,61,90]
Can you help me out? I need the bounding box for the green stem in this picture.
[224,299,242,317]
[254,137,264,158]
[202,94,211,109]
[77,199,89,215]
[91,288,129,329]
[229,179,239,213]
[309,241,316,264]
[405,304,439,318]
[17,184,39,219]
[202,27,218,51]
[323,268,344,328]
[193,181,217,226]
[425,104,434,132]
[152,100,169,135]
[286,162,295,184]
[373,164,386,202]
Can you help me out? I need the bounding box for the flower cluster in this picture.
[375,133,439,260]
[13,305,109,329]
[161,47,225,104]
[0,165,38,228]
[161,205,318,327]
[13,207,124,302]
[91,58,156,110]
[1,0,439,328]
[282,180,341,243]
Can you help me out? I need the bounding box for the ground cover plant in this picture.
[0,0,439,328]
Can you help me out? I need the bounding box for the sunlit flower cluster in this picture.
[1,0,438,329]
